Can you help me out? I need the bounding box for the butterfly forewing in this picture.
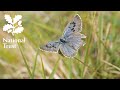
[40,41,60,53]
[63,14,82,38]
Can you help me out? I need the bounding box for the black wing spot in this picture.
[71,28,75,32]
[70,22,76,27]
[71,28,74,30]
[73,29,75,32]
[52,45,56,48]
[72,22,76,27]
[46,44,52,48]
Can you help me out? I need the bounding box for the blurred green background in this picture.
[0,11,120,79]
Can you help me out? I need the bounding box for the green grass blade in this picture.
[68,59,73,79]
[31,48,39,79]
[81,33,92,78]
[40,54,46,79]
[98,12,104,65]
[17,42,32,78]
[49,59,60,79]
[74,57,100,76]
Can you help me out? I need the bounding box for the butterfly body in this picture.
[59,38,67,43]
[40,14,86,58]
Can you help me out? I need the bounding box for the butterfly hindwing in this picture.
[59,33,86,57]
[66,32,86,51]
[60,43,77,58]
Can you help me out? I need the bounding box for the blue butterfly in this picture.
[40,14,86,58]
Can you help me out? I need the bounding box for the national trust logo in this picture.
[2,14,25,48]
[3,14,24,36]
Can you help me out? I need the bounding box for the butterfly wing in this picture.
[66,33,86,51]
[40,41,60,53]
[59,14,86,57]
[63,14,82,38]
[60,33,86,57]
[60,43,77,57]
